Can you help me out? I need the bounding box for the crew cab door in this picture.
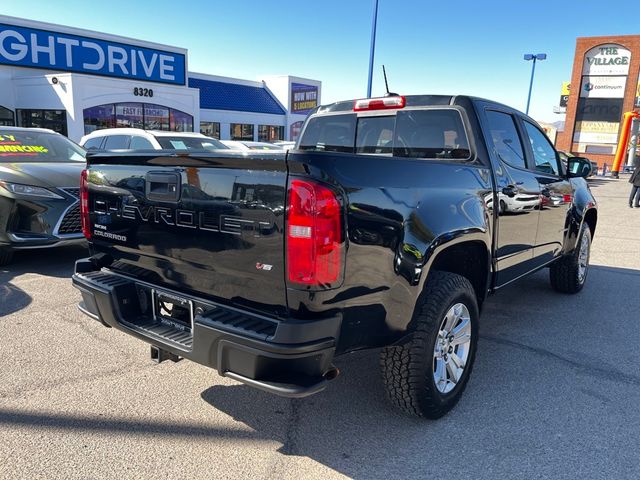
[482,109,542,286]
[519,119,573,263]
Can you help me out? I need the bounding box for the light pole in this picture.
[366,0,379,98]
[523,53,547,115]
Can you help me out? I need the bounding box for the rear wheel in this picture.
[549,222,591,294]
[380,271,479,418]
[0,248,14,267]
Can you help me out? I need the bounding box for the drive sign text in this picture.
[0,23,186,85]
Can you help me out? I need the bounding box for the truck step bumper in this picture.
[72,259,340,398]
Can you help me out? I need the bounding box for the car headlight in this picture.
[0,181,64,199]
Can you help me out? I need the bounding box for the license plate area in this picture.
[152,290,193,332]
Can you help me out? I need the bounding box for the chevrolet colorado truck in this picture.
[72,95,597,418]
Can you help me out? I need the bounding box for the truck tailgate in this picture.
[85,152,288,317]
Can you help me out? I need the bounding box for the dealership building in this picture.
[0,15,320,142]
[556,35,640,166]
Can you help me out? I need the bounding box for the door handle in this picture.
[502,185,517,197]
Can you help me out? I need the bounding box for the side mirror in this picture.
[567,157,592,178]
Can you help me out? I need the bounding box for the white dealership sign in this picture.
[580,76,627,98]
[582,44,631,76]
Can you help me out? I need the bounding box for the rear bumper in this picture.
[72,258,341,398]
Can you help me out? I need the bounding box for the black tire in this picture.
[0,248,13,267]
[549,222,591,294]
[380,271,479,419]
[499,199,507,214]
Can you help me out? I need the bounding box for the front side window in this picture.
[230,123,254,141]
[523,121,560,175]
[485,110,526,169]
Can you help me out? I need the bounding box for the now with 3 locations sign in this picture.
[0,23,186,85]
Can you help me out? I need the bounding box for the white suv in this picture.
[80,128,228,151]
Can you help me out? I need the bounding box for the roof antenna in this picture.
[382,65,398,97]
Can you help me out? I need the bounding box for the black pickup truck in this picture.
[72,94,597,418]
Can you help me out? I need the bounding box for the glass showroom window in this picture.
[144,104,170,130]
[0,106,14,126]
[84,103,193,133]
[116,103,144,128]
[258,125,284,142]
[83,104,115,134]
[17,109,67,136]
[231,123,254,141]
[200,121,220,139]
[170,110,193,132]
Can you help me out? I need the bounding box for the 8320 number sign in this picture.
[133,87,153,97]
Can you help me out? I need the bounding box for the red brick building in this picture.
[556,35,640,168]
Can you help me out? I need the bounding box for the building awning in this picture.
[189,78,286,115]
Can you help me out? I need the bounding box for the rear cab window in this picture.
[299,108,472,161]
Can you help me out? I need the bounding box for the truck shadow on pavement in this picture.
[0,245,87,317]
[199,264,640,479]
[0,265,636,478]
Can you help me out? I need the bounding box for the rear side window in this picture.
[393,110,470,160]
[485,110,526,169]
[298,114,357,153]
[129,136,155,149]
[103,135,130,150]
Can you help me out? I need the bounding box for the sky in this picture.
[3,0,640,123]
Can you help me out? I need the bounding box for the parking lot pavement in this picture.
[1,177,639,480]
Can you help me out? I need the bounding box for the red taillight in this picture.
[354,95,406,111]
[80,169,91,239]
[286,179,343,287]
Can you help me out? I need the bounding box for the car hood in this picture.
[0,162,85,189]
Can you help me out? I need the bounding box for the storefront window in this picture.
[200,121,220,139]
[116,103,144,128]
[170,109,193,132]
[17,109,67,136]
[258,125,284,142]
[231,123,254,141]
[144,104,170,130]
[83,105,115,133]
[83,103,193,134]
[0,106,15,126]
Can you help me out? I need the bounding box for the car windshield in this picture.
[154,135,228,151]
[0,130,85,163]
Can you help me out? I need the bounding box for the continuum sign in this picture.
[0,23,186,85]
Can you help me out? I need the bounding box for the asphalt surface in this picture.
[1,176,639,479]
